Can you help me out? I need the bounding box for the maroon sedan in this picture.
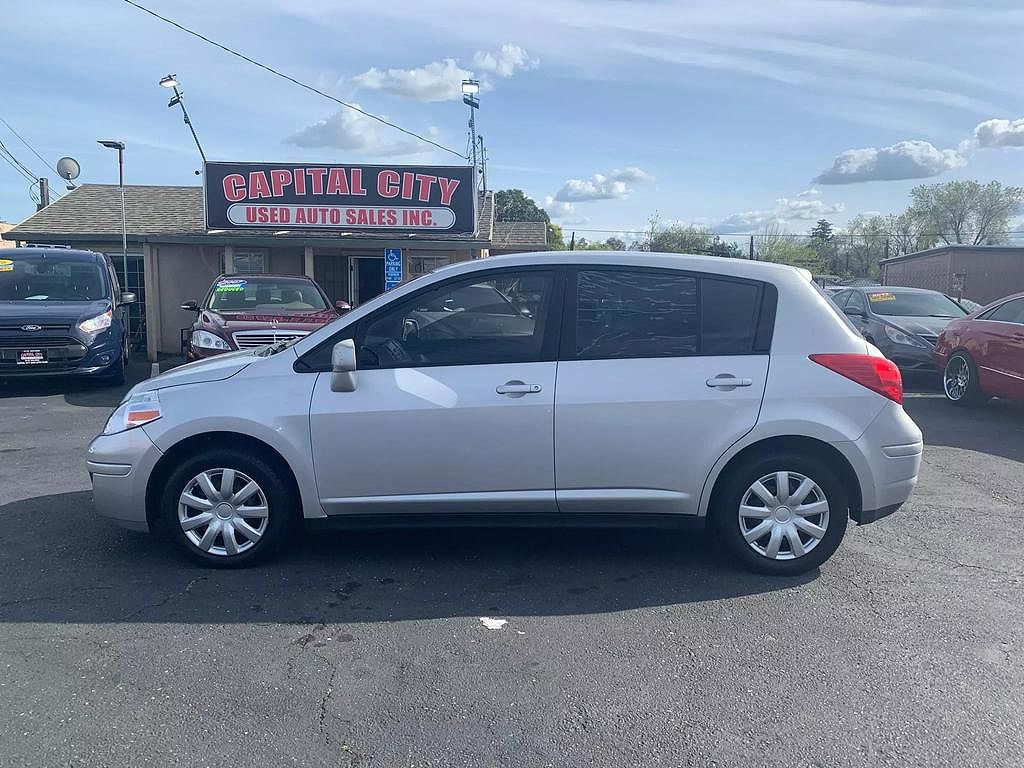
[182,274,348,360]
[934,291,1024,405]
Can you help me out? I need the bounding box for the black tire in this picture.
[711,451,849,576]
[160,448,297,568]
[942,351,985,406]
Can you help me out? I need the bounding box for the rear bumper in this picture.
[851,502,903,525]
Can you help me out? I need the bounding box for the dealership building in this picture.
[2,163,547,360]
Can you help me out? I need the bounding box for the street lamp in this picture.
[461,79,480,182]
[97,139,129,339]
[159,73,207,163]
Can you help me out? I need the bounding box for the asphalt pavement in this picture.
[1,367,1023,767]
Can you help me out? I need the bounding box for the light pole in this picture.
[160,74,207,163]
[461,79,480,186]
[97,139,129,340]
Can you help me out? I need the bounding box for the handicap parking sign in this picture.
[384,248,402,290]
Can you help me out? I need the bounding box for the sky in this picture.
[2,0,1024,244]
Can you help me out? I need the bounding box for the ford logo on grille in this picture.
[20,324,43,332]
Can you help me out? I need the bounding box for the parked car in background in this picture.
[950,296,983,313]
[934,291,1024,405]
[829,286,967,373]
[182,274,348,360]
[89,251,922,575]
[0,247,135,384]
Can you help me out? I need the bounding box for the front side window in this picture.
[357,270,555,368]
[574,269,698,359]
[0,255,107,302]
[985,298,1024,324]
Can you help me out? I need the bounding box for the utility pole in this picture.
[98,140,129,341]
[748,235,754,260]
[461,80,480,189]
[478,135,487,192]
[160,75,207,163]
[36,177,49,210]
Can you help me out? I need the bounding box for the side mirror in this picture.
[335,299,351,313]
[120,292,137,305]
[180,300,200,312]
[331,339,357,392]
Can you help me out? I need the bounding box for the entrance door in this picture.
[554,267,772,515]
[307,266,560,515]
[354,257,385,305]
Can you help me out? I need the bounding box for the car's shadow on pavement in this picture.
[0,491,815,624]
[903,394,1024,463]
[0,361,152,407]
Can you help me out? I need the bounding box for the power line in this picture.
[0,150,38,184]
[0,139,39,184]
[120,0,467,159]
[0,116,54,173]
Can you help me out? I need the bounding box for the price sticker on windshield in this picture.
[0,259,13,273]
[868,292,896,302]
[215,278,247,292]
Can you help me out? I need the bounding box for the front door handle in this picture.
[706,374,753,390]
[496,380,542,397]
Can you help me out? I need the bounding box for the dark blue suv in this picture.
[0,248,135,384]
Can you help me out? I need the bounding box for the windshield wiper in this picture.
[257,339,296,356]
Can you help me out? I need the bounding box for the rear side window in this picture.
[570,268,774,360]
[984,297,1024,324]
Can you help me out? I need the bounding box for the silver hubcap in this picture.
[738,471,830,560]
[944,356,969,401]
[177,468,269,557]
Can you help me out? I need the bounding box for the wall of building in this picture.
[153,243,223,354]
[0,222,13,248]
[882,251,951,294]
[269,247,303,275]
[950,248,1024,304]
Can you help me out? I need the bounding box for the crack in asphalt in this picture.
[118,576,207,621]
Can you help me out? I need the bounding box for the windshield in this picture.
[207,277,328,313]
[0,256,107,302]
[867,290,967,318]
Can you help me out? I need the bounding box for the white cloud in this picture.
[285,106,432,156]
[971,117,1024,149]
[553,166,653,202]
[350,59,473,103]
[473,44,539,77]
[797,188,821,198]
[542,195,590,225]
[814,139,965,184]
[715,194,845,232]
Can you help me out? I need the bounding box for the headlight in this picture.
[78,309,113,334]
[102,391,162,435]
[884,324,927,348]
[192,330,230,350]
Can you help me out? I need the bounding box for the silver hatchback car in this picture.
[88,252,922,574]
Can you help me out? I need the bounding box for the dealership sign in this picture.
[204,162,476,234]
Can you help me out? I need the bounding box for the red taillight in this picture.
[809,353,903,404]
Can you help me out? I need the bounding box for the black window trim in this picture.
[979,296,1024,324]
[558,264,777,362]
[294,264,567,373]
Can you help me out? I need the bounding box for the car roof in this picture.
[8,247,104,262]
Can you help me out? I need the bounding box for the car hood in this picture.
[884,315,960,336]
[0,299,110,326]
[132,348,258,394]
[205,309,338,330]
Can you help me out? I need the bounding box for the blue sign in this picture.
[384,248,402,290]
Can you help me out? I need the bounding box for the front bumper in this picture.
[878,341,937,372]
[0,335,124,378]
[87,426,164,532]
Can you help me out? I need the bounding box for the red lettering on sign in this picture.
[295,207,307,224]
[346,209,357,225]
[405,209,419,226]
[356,209,368,225]
[249,172,272,199]
[329,208,341,225]
[245,206,258,223]
[223,174,246,202]
[319,207,331,222]
[350,168,366,195]
[270,169,292,197]
[437,177,460,206]
[293,169,306,195]
[326,168,350,195]
[386,209,397,226]
[414,174,437,202]
[306,168,327,195]
[377,170,399,198]
[422,209,433,226]
[401,171,415,200]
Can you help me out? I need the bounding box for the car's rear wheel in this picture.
[160,449,296,567]
[943,352,985,406]
[712,452,849,575]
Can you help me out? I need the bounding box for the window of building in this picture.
[408,255,452,280]
[233,249,267,274]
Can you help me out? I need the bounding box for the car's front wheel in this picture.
[712,452,849,575]
[943,352,985,406]
[160,449,296,567]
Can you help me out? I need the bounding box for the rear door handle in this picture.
[706,374,753,390]
[496,380,542,397]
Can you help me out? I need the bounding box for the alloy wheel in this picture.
[738,471,830,560]
[944,356,970,401]
[177,468,270,556]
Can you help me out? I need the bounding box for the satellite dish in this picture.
[56,157,81,181]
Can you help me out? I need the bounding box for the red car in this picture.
[182,273,348,360]
[934,291,1024,404]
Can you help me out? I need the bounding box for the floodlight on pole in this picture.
[460,80,480,180]
[461,79,480,95]
[158,74,207,164]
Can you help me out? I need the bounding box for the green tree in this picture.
[907,180,1024,245]
[839,215,889,277]
[547,222,565,250]
[809,219,834,243]
[494,189,549,223]
[755,222,822,271]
